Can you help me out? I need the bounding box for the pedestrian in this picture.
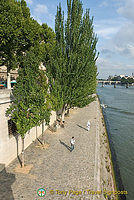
[87,120,90,131]
[70,136,75,152]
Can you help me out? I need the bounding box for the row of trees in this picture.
[121,77,134,84]
[1,0,98,167]
[111,77,134,84]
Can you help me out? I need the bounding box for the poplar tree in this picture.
[47,0,98,122]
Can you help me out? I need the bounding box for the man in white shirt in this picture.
[87,120,90,131]
[70,137,75,152]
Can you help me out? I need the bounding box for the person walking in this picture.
[87,120,90,131]
[70,137,75,152]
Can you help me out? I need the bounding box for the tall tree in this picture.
[6,48,51,167]
[47,0,98,122]
[41,23,56,65]
[0,0,42,88]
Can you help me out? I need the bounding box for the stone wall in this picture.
[0,90,56,166]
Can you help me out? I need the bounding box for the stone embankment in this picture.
[2,98,117,200]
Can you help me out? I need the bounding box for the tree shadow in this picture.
[76,124,88,131]
[0,164,15,200]
[59,140,71,152]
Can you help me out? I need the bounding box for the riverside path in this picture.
[4,100,110,200]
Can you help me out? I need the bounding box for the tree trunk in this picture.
[56,110,59,121]
[7,69,11,89]
[66,108,70,116]
[42,120,45,145]
[21,137,25,168]
[61,105,65,123]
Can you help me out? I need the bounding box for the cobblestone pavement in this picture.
[6,101,101,200]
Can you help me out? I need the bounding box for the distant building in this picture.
[130,73,134,79]
[0,66,18,81]
[0,63,46,82]
[119,75,125,78]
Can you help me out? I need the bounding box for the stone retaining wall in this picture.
[0,89,56,166]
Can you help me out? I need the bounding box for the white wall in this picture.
[0,90,56,166]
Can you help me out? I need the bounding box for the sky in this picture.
[25,0,134,79]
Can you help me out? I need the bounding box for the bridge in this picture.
[97,80,134,88]
[97,80,121,87]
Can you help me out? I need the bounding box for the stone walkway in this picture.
[5,100,104,200]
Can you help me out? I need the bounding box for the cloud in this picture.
[96,27,119,39]
[95,19,123,27]
[26,0,33,4]
[95,18,123,40]
[97,57,112,69]
[97,57,115,78]
[127,44,134,58]
[97,57,134,70]
[113,22,134,58]
[99,1,108,7]
[33,4,54,26]
[97,57,134,78]
[98,1,134,59]
[34,4,49,15]
[117,0,134,21]
[95,0,134,78]
[114,44,134,58]
[114,0,134,58]
[101,49,115,58]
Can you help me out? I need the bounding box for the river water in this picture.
[97,84,134,200]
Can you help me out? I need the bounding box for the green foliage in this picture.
[6,49,51,138]
[47,0,98,112]
[0,0,42,70]
[0,0,22,69]
[111,77,119,81]
[121,77,134,84]
[40,23,56,64]
[20,0,30,19]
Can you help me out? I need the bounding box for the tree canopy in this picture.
[6,48,51,138]
[46,0,98,119]
[0,0,23,69]
[0,0,42,88]
[41,23,56,65]
[121,77,134,84]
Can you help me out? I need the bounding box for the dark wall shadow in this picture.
[7,119,22,167]
[76,124,88,131]
[59,140,71,152]
[35,126,43,145]
[0,164,15,200]
[15,135,22,167]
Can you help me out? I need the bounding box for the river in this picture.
[97,84,134,200]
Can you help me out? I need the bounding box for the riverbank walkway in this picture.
[3,100,105,200]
